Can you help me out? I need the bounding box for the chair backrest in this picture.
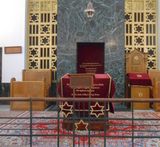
[23,69,52,85]
[155,81,160,98]
[10,77,46,110]
[148,69,160,85]
[69,73,94,97]
[148,70,160,98]
[126,49,148,73]
[23,69,52,96]
[10,78,45,97]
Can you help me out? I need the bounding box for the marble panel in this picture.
[57,0,125,97]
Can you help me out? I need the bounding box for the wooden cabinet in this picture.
[10,78,46,111]
[131,86,150,110]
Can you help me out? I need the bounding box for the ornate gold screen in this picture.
[26,0,57,81]
[125,0,157,69]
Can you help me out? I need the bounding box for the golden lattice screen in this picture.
[26,0,57,81]
[125,0,157,69]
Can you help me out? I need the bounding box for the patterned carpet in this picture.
[0,111,160,147]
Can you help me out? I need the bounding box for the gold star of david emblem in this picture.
[90,102,105,118]
[59,102,73,117]
[75,119,88,131]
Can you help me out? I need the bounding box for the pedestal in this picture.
[62,118,109,131]
[131,86,150,109]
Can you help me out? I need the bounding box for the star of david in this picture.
[30,49,37,56]
[148,61,154,68]
[59,102,73,117]
[42,37,48,44]
[147,13,154,21]
[90,102,104,118]
[42,26,49,33]
[136,37,143,44]
[30,61,37,68]
[136,25,143,33]
[148,49,154,56]
[75,120,88,131]
[125,14,130,21]
[31,14,38,22]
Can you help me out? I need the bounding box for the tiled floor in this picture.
[0,105,10,111]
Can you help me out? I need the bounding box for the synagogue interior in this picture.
[0,0,160,146]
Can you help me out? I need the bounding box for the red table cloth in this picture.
[57,73,115,113]
[127,73,152,86]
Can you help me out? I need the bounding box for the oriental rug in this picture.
[0,111,159,147]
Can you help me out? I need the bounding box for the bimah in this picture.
[57,73,115,131]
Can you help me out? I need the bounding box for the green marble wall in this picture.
[57,0,125,98]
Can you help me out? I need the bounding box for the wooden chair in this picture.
[22,69,52,96]
[125,50,151,109]
[126,49,148,73]
[10,78,46,111]
[154,80,160,111]
[148,69,160,84]
[148,70,160,98]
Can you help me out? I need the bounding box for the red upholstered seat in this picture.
[127,73,152,86]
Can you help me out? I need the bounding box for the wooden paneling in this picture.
[126,49,148,73]
[22,69,52,96]
[148,70,160,98]
[10,78,46,111]
[131,85,150,109]
[4,46,22,54]
[154,81,160,111]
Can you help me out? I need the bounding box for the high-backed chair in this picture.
[125,50,151,109]
[148,70,160,84]
[148,70,160,111]
[148,70,160,97]
[10,78,46,111]
[154,80,160,111]
[22,69,52,96]
[126,49,148,73]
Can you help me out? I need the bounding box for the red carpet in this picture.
[0,111,160,147]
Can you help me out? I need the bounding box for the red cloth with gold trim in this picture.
[57,73,115,114]
[127,73,152,86]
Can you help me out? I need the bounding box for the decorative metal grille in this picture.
[125,0,157,69]
[27,0,57,81]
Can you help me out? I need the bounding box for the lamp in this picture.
[84,1,95,18]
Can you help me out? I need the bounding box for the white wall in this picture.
[0,0,26,83]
